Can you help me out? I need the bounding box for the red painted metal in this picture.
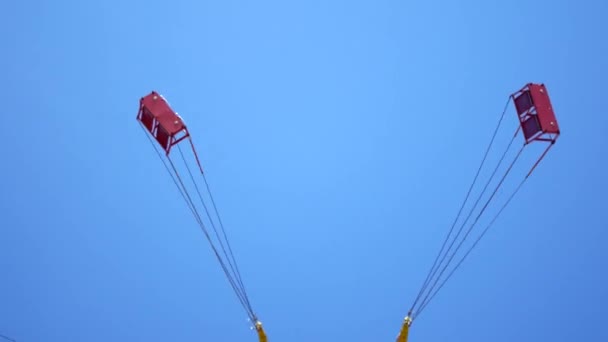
[137,91,190,155]
[137,91,205,174]
[510,83,561,177]
[511,83,560,145]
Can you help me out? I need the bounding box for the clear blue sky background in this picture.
[1,1,607,341]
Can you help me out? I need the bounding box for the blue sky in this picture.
[1,0,607,341]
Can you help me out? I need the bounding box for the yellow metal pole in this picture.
[255,320,267,342]
[396,315,412,342]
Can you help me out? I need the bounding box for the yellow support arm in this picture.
[255,320,267,342]
[396,316,412,342]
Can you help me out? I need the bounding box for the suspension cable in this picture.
[201,171,256,316]
[139,124,257,322]
[166,156,255,320]
[414,143,524,318]
[412,125,520,312]
[176,144,253,313]
[415,174,529,319]
[409,98,511,314]
[0,334,16,342]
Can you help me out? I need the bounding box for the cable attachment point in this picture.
[254,320,268,342]
[396,315,412,342]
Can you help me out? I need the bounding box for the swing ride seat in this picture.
[400,82,562,341]
[137,91,190,155]
[511,83,560,145]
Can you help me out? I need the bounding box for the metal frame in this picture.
[137,91,205,174]
[510,83,561,177]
